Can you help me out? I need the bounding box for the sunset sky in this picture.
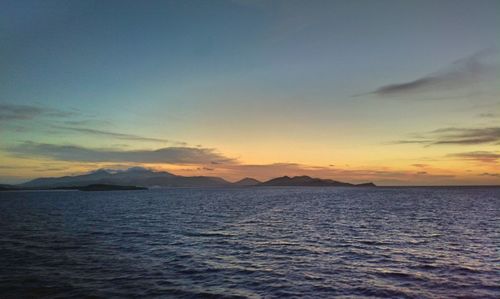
[1,0,499,185]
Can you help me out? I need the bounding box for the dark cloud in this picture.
[9,142,236,165]
[393,126,500,146]
[478,113,499,118]
[33,167,69,172]
[479,172,500,177]
[0,104,174,143]
[448,151,500,163]
[0,104,43,121]
[0,103,75,122]
[368,48,499,97]
[52,126,170,143]
[430,127,500,145]
[61,119,111,126]
[374,77,438,96]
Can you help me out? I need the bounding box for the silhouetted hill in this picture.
[259,176,375,187]
[76,184,147,191]
[20,167,229,188]
[17,168,375,189]
[1,183,145,192]
[21,167,172,188]
[233,177,261,186]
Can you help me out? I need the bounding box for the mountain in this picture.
[259,176,375,187]
[20,167,230,188]
[17,168,375,189]
[233,177,261,186]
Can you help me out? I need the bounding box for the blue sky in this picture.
[1,0,499,185]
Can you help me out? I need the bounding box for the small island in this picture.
[0,184,148,192]
[75,184,148,192]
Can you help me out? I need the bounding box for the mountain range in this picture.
[8,167,375,189]
[259,176,375,187]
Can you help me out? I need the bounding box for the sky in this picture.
[0,0,499,185]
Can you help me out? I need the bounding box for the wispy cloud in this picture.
[393,126,500,146]
[0,165,32,169]
[368,48,499,97]
[448,151,500,163]
[52,126,170,143]
[412,163,428,168]
[430,127,500,145]
[0,103,179,144]
[9,142,236,165]
[478,112,499,118]
[0,103,76,122]
[0,104,43,121]
[61,119,111,126]
[480,172,500,177]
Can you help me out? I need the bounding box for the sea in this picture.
[0,187,498,298]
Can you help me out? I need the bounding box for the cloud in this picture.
[412,163,428,168]
[393,126,500,146]
[0,165,32,169]
[391,140,429,145]
[448,151,500,163]
[61,119,111,126]
[0,104,43,121]
[478,113,499,118]
[8,142,236,165]
[33,167,70,172]
[0,103,177,144]
[430,127,500,145]
[0,103,76,122]
[368,48,499,97]
[52,126,170,143]
[480,172,500,177]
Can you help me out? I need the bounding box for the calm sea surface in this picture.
[0,187,499,298]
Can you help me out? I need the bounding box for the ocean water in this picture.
[0,187,498,298]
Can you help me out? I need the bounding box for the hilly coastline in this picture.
[19,167,230,189]
[4,167,376,190]
[233,177,262,186]
[259,176,375,187]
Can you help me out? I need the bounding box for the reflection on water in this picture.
[0,187,499,298]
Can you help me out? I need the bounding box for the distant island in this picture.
[64,184,147,192]
[0,186,15,192]
[1,167,376,190]
[0,184,147,192]
[259,176,376,187]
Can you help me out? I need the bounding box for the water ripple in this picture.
[0,187,499,298]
